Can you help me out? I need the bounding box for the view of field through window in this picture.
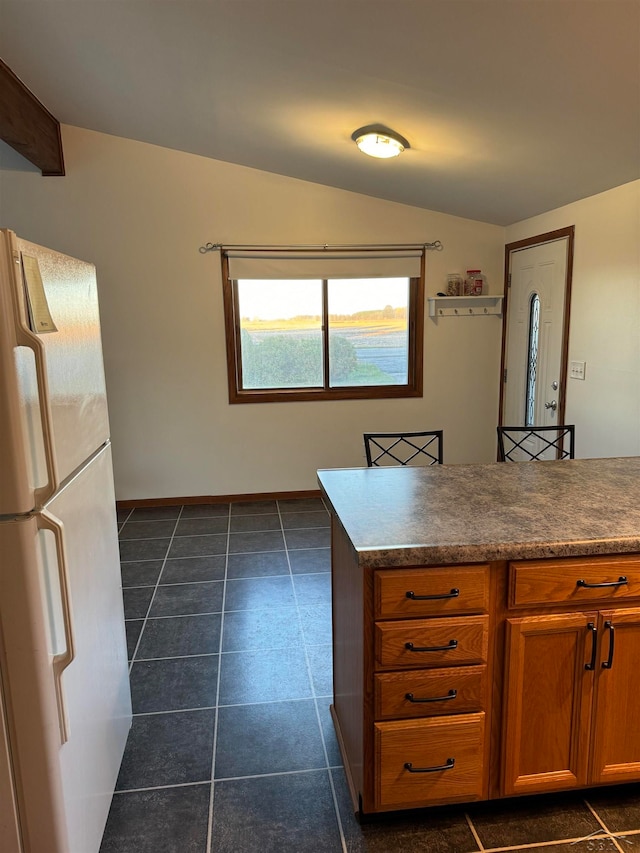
[237,278,410,389]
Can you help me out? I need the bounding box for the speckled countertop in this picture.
[317,457,640,567]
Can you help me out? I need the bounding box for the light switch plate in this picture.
[570,360,586,380]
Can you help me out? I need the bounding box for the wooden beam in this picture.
[0,58,64,175]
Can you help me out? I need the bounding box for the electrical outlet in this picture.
[570,360,586,380]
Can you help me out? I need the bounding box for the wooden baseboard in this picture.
[116,489,323,510]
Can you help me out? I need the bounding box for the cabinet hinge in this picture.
[503,368,508,383]
[507,274,512,288]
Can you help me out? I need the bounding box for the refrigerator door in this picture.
[0,673,22,853]
[0,442,131,853]
[0,515,71,853]
[0,229,110,514]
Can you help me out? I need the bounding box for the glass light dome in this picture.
[351,126,409,159]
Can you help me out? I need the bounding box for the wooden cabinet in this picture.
[329,520,640,815]
[330,528,492,815]
[374,665,487,720]
[502,557,640,796]
[589,608,640,784]
[374,565,489,618]
[375,714,485,809]
[501,612,595,794]
[508,555,640,608]
[375,614,489,669]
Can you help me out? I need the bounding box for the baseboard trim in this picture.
[116,489,323,510]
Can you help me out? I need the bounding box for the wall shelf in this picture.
[428,295,504,317]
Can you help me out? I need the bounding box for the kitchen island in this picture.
[317,457,640,815]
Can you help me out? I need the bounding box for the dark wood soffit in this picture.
[0,58,65,175]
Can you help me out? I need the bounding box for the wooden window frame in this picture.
[221,254,424,404]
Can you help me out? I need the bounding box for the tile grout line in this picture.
[117,507,134,533]
[278,499,349,853]
[127,507,184,674]
[131,692,335,714]
[206,502,232,853]
[583,798,627,853]
[119,543,328,569]
[128,610,223,622]
[120,526,327,544]
[464,811,486,851]
[584,796,615,834]
[115,764,344,795]
[111,779,212,796]
[213,764,344,784]
[122,569,332,591]
[476,830,618,853]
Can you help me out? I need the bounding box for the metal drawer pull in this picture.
[405,640,458,653]
[405,588,460,601]
[404,758,455,773]
[405,689,457,703]
[602,620,615,669]
[585,622,597,671]
[576,576,627,589]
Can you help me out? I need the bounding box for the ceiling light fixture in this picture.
[351,125,410,159]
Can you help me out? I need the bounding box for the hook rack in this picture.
[428,295,503,318]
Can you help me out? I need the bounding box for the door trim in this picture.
[498,226,575,437]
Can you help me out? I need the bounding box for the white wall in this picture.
[0,126,505,499]
[506,180,640,461]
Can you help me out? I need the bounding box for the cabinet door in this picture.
[502,613,595,795]
[590,608,640,784]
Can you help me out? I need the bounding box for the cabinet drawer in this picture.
[374,564,489,619]
[375,615,489,669]
[375,713,485,809]
[509,555,640,608]
[374,665,487,719]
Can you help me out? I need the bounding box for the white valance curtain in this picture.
[223,247,424,280]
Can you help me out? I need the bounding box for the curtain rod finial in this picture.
[199,242,221,254]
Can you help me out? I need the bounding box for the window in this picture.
[525,292,540,426]
[221,249,424,403]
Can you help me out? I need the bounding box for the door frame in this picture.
[498,225,575,434]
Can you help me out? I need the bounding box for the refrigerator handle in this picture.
[12,281,59,506]
[6,240,59,507]
[38,509,75,745]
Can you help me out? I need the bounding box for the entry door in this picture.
[500,228,574,459]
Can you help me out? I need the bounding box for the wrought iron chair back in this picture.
[363,430,443,467]
[497,425,575,462]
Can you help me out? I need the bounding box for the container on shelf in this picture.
[465,269,486,295]
[446,273,464,296]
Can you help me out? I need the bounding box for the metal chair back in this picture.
[497,425,575,462]
[363,430,443,467]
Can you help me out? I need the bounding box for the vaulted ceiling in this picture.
[1,0,639,225]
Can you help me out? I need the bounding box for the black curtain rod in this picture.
[198,241,443,254]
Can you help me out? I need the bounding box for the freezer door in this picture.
[0,229,110,514]
[0,443,131,853]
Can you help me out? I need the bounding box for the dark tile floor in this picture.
[100,497,640,852]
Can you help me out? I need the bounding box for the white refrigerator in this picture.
[0,229,132,852]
